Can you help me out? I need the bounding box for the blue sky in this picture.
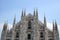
[0,0,60,38]
[0,0,60,24]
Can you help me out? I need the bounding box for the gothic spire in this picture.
[34,9,36,16]
[21,9,26,17]
[13,15,16,28]
[55,20,58,31]
[44,14,46,27]
[13,15,16,24]
[36,9,38,16]
[53,21,55,40]
[53,21,55,31]
[3,20,8,31]
[24,9,26,16]
[22,10,24,17]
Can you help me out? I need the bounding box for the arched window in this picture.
[40,32,43,38]
[49,39,53,40]
[16,32,19,38]
[28,34,31,40]
[28,21,31,29]
[41,39,43,40]
[6,39,10,40]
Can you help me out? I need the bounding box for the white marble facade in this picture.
[1,10,59,40]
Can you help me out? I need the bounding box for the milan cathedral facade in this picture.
[1,10,59,40]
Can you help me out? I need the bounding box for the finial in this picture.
[3,19,8,31]
[36,9,38,16]
[22,10,24,16]
[44,13,46,27]
[34,9,36,16]
[24,9,26,16]
[55,20,57,25]
[44,13,46,22]
[53,21,55,30]
[55,20,57,30]
[13,15,16,24]
[44,12,46,18]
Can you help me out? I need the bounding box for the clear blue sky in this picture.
[0,0,60,25]
[0,0,60,38]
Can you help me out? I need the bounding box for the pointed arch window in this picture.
[40,32,43,38]
[16,32,19,38]
[49,39,53,40]
[28,21,31,29]
[28,34,31,40]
